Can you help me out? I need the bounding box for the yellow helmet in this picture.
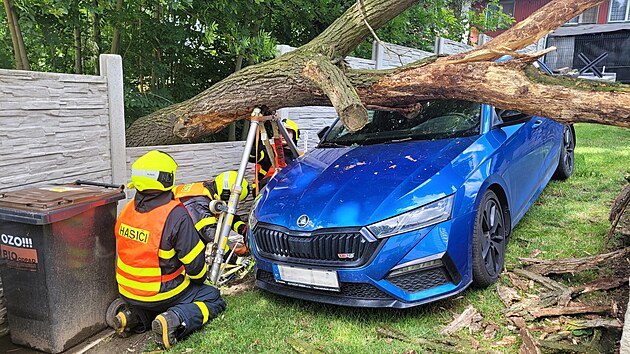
[128,150,177,192]
[214,171,249,201]
[283,118,299,143]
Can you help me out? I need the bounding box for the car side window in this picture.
[491,109,503,127]
[495,109,532,127]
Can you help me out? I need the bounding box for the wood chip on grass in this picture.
[440,305,483,335]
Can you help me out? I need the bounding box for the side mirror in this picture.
[317,126,330,141]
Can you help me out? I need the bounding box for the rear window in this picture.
[322,100,482,146]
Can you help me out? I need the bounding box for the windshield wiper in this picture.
[318,141,350,148]
[385,137,412,144]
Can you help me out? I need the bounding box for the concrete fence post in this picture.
[434,37,445,55]
[99,54,126,187]
[372,41,385,69]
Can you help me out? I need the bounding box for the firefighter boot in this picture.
[113,309,140,338]
[152,310,181,349]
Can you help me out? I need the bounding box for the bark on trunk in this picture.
[126,0,628,147]
[228,56,245,141]
[302,55,368,131]
[2,0,28,70]
[12,2,27,69]
[110,0,124,54]
[74,27,83,74]
[93,0,102,75]
[519,247,630,275]
[2,0,22,68]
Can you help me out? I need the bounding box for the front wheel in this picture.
[552,125,575,180]
[472,190,507,288]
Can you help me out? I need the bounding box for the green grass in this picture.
[161,124,630,353]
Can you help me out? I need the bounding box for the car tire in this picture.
[552,125,575,180]
[472,190,507,288]
[105,298,129,328]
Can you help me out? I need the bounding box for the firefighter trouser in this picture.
[123,282,226,339]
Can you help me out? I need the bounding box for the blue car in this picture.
[248,100,575,308]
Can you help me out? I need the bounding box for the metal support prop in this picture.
[273,114,300,158]
[208,109,262,284]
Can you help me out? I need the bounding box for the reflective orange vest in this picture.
[115,199,189,302]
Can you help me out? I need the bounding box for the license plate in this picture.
[273,264,340,291]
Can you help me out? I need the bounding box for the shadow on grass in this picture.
[254,285,471,322]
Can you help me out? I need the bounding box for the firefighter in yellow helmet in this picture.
[173,171,250,257]
[112,150,225,349]
[249,118,301,189]
[282,118,300,148]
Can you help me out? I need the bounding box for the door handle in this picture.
[532,119,543,128]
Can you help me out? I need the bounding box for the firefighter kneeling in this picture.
[173,170,251,259]
[113,150,226,349]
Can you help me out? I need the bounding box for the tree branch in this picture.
[519,247,630,275]
[302,55,368,131]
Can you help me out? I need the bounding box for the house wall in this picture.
[485,0,610,38]
[599,1,610,23]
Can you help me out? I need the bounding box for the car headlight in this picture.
[248,194,262,230]
[367,195,454,239]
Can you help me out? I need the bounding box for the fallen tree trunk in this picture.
[126,0,628,147]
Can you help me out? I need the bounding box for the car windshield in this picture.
[322,99,482,146]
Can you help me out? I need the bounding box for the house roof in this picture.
[549,23,630,37]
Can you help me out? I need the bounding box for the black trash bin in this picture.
[0,183,125,353]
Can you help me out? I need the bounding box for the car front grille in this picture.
[252,224,381,267]
[256,270,391,299]
[386,267,452,293]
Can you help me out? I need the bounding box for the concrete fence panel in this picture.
[0,69,112,191]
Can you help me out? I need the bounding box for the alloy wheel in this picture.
[562,127,575,173]
[480,198,505,277]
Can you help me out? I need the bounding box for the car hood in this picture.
[256,137,479,231]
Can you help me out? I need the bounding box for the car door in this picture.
[536,117,564,182]
[495,111,546,223]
